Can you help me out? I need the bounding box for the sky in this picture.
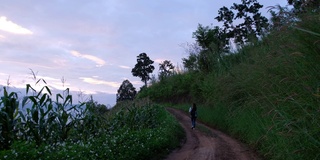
[0,0,287,106]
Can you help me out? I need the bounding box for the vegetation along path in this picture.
[165,108,260,160]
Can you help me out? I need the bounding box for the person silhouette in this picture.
[189,103,197,129]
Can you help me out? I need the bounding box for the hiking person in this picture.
[189,103,197,129]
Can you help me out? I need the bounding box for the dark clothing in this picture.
[190,109,197,118]
[191,117,196,128]
[189,106,197,129]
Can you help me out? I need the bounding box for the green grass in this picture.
[139,11,320,159]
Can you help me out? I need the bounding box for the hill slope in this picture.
[138,12,320,159]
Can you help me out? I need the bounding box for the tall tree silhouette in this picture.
[158,60,175,81]
[131,53,155,87]
[116,80,136,102]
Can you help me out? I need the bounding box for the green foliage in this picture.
[140,10,320,159]
[183,24,228,73]
[267,5,297,30]
[158,60,175,81]
[116,79,137,102]
[182,52,198,72]
[138,72,197,103]
[215,0,269,45]
[287,0,320,13]
[181,42,201,72]
[131,52,155,87]
[18,80,86,146]
[0,87,19,150]
[0,78,183,159]
[182,1,269,73]
[193,24,228,52]
[0,102,184,160]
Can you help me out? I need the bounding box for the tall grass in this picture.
[139,11,320,159]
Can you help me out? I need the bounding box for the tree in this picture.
[116,80,136,102]
[267,5,297,30]
[149,74,158,85]
[184,0,269,73]
[86,95,109,115]
[192,24,228,52]
[182,53,198,71]
[131,53,155,87]
[181,42,201,71]
[185,25,229,72]
[215,0,269,45]
[158,60,175,81]
[287,0,320,13]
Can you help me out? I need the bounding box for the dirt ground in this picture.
[165,108,261,160]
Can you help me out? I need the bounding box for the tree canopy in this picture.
[215,0,269,45]
[131,53,155,87]
[158,60,175,81]
[116,80,136,102]
[183,0,268,73]
[288,0,320,13]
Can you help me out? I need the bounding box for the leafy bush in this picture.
[138,72,197,103]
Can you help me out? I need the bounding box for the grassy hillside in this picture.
[138,12,320,159]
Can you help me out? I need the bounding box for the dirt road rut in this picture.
[165,108,260,160]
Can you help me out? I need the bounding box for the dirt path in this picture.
[165,108,261,160]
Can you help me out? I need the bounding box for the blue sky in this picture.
[0,0,287,106]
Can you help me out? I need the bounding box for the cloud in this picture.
[0,60,54,69]
[79,77,120,88]
[154,59,166,64]
[70,50,106,67]
[36,75,61,82]
[0,72,9,76]
[0,16,33,35]
[131,80,143,85]
[119,65,131,69]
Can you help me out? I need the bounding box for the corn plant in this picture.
[20,80,56,145]
[110,103,160,131]
[20,79,85,145]
[53,88,82,141]
[0,87,19,150]
[71,99,108,141]
[1,73,113,152]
